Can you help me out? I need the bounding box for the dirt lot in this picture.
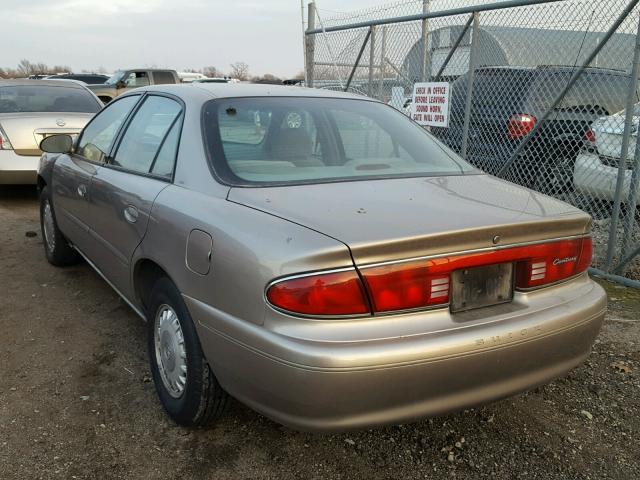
[1,186,639,480]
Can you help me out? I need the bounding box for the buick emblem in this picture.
[56,119,66,127]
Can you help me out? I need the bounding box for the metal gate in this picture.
[304,0,640,287]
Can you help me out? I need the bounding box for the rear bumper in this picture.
[0,150,38,184]
[187,275,606,431]
[574,151,633,202]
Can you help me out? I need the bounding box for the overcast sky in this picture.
[4,0,379,77]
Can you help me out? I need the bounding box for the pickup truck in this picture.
[88,69,180,103]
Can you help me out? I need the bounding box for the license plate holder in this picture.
[450,263,514,313]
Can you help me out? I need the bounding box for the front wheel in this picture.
[39,186,80,266]
[146,277,229,426]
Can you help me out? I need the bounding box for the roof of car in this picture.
[0,78,90,89]
[473,65,627,75]
[134,83,374,101]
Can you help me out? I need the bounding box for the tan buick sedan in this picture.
[0,79,102,184]
[37,84,606,431]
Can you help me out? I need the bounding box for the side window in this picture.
[331,110,394,160]
[151,116,182,178]
[76,95,139,163]
[152,71,176,85]
[125,71,150,88]
[112,96,182,175]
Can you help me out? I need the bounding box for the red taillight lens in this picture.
[361,264,449,312]
[266,269,370,316]
[515,237,592,288]
[267,238,592,317]
[362,237,592,313]
[508,114,536,139]
[584,129,596,145]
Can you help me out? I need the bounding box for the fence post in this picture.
[421,0,430,81]
[621,18,640,265]
[306,2,316,88]
[378,26,387,100]
[606,12,640,271]
[368,26,377,97]
[460,12,480,160]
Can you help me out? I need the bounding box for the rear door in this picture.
[85,94,183,297]
[52,95,141,253]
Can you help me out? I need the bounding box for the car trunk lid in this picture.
[0,112,93,156]
[228,175,591,266]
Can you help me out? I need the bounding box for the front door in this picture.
[52,95,142,253]
[85,94,183,299]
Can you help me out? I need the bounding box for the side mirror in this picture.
[40,134,73,154]
[116,80,126,89]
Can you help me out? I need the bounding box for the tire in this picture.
[534,155,576,196]
[39,185,80,266]
[146,277,229,426]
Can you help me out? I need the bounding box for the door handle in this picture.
[77,184,87,198]
[124,205,139,224]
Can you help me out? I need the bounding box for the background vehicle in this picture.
[88,69,179,103]
[45,73,109,85]
[37,84,605,431]
[0,79,101,184]
[192,77,237,84]
[432,66,633,192]
[574,104,640,202]
[178,72,208,83]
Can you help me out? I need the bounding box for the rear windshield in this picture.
[453,69,536,111]
[203,97,474,185]
[0,85,101,114]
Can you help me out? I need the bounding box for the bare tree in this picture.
[202,66,221,78]
[17,59,35,76]
[229,62,249,81]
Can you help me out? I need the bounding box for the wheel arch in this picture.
[133,258,175,315]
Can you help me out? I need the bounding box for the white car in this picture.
[0,79,102,184]
[574,105,639,202]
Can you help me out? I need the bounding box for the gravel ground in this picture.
[1,186,639,480]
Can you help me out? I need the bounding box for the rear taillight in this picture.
[266,237,592,317]
[515,237,592,288]
[0,125,13,150]
[266,269,370,316]
[584,129,596,145]
[508,114,536,139]
[361,237,592,312]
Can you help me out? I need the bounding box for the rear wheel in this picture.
[146,277,229,426]
[39,186,80,266]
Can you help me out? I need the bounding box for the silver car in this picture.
[0,79,102,184]
[38,84,606,431]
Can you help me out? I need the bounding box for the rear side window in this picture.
[112,95,182,176]
[125,72,150,88]
[151,118,182,178]
[0,85,101,113]
[76,95,140,163]
[152,71,176,85]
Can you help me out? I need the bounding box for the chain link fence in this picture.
[305,0,640,285]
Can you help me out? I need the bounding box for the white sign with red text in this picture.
[411,82,450,127]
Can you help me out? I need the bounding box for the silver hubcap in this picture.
[43,201,56,252]
[154,305,187,398]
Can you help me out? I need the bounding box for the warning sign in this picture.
[411,82,450,127]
